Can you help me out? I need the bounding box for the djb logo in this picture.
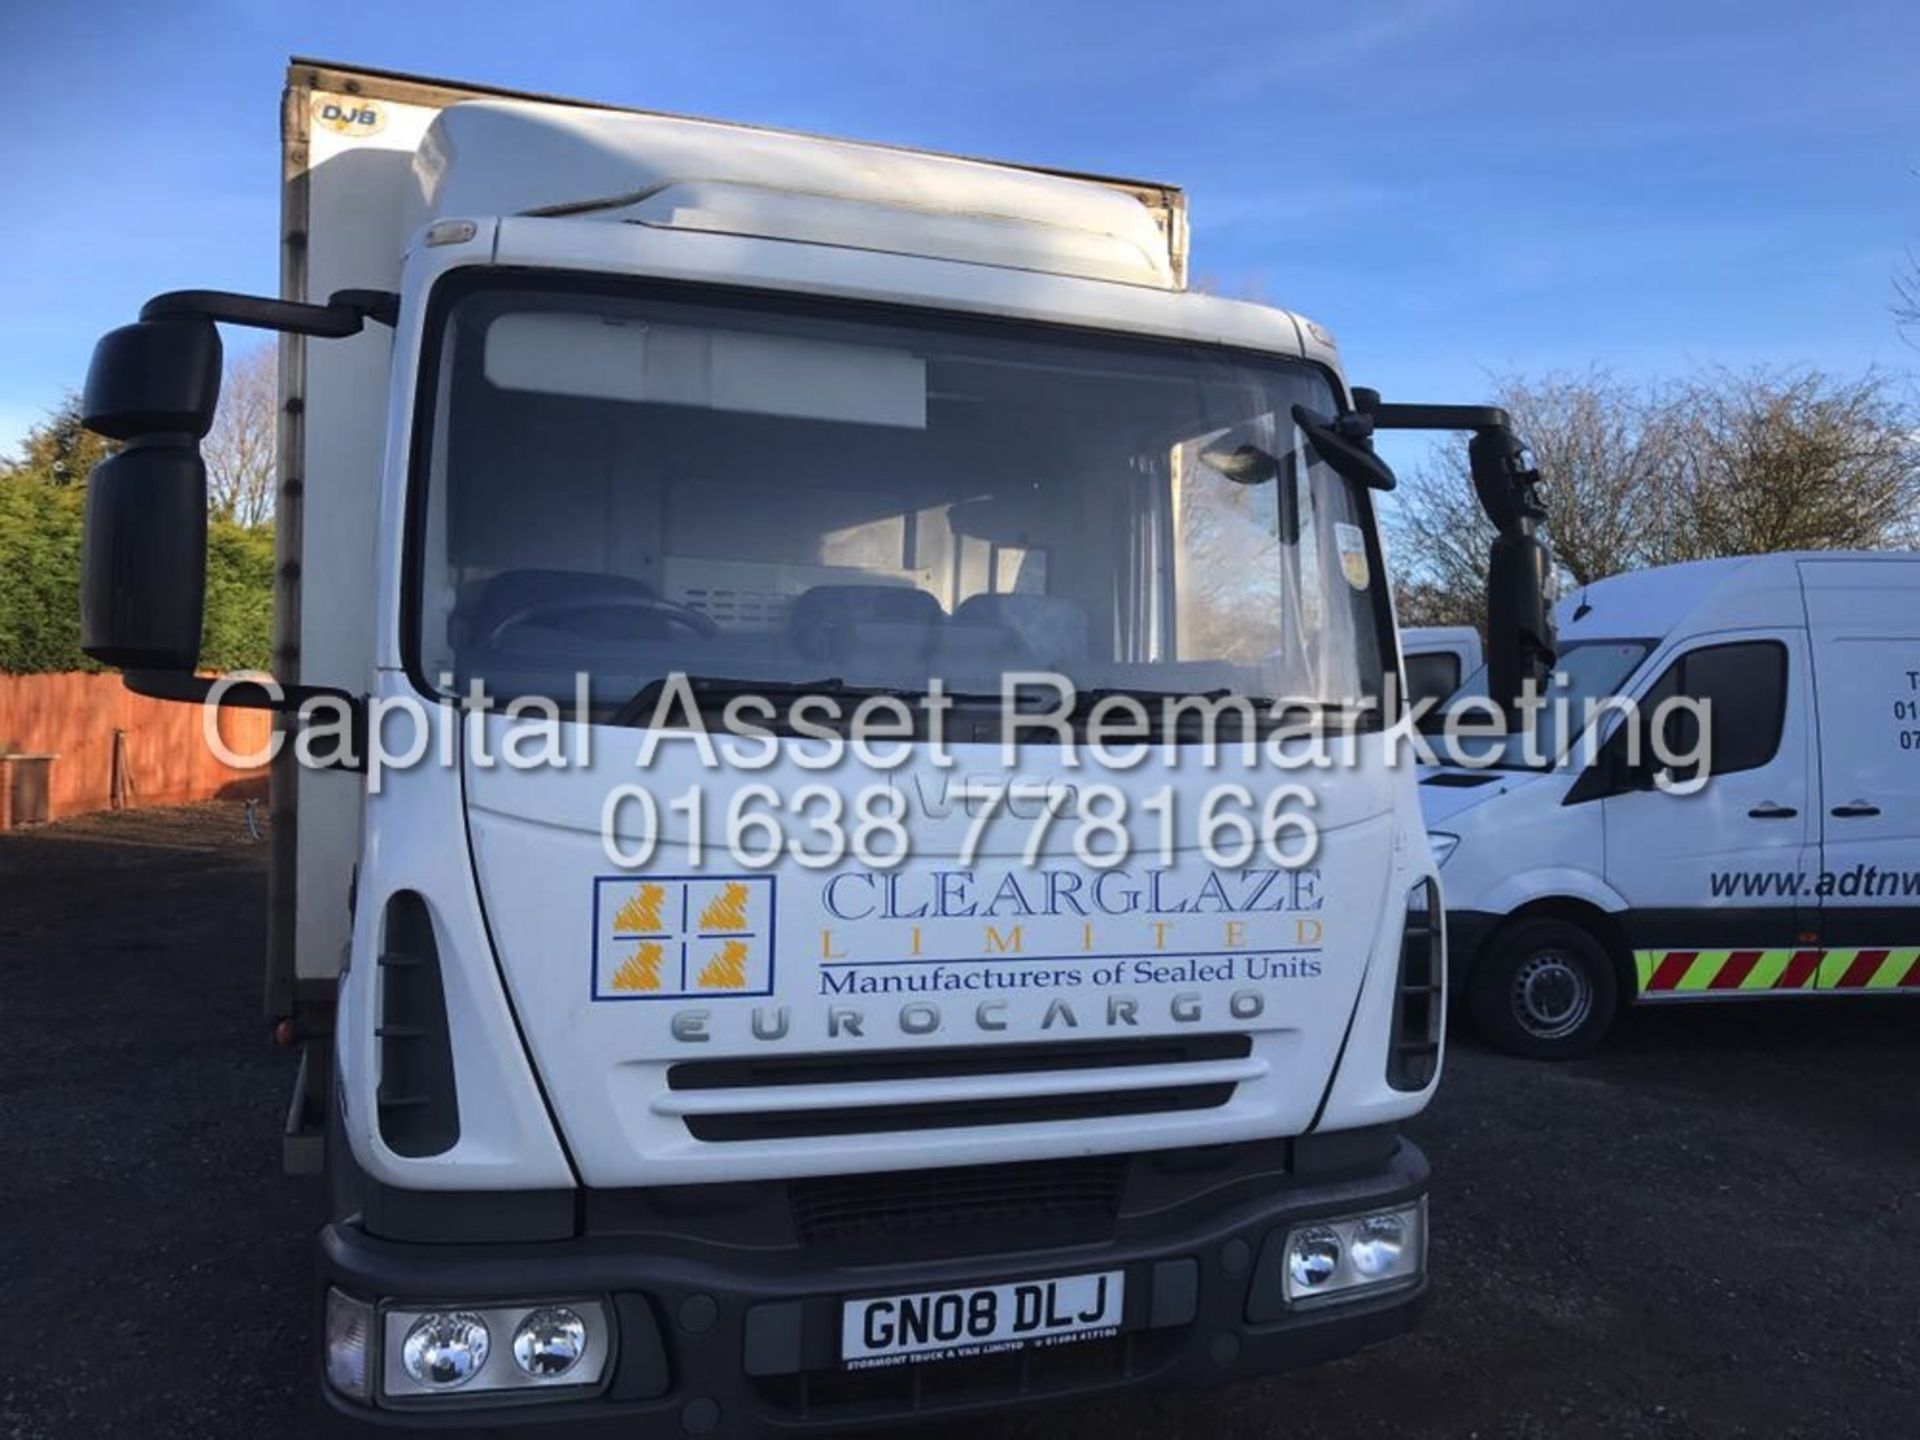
[313,95,386,137]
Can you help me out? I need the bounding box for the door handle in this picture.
[1831,801,1882,819]
[1747,803,1798,820]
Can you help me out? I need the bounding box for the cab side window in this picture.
[1645,640,1789,782]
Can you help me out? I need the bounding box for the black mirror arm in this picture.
[139,288,399,337]
[1352,393,1512,434]
[123,671,367,772]
[1289,404,1398,491]
[1350,390,1546,533]
[123,668,360,714]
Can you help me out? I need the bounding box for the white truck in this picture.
[75,60,1554,1431]
[1425,552,1920,1059]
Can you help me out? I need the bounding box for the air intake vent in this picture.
[667,1034,1255,1142]
[669,1033,1252,1090]
[376,891,460,1157]
[790,1155,1128,1244]
[1387,881,1443,1091]
[681,1084,1235,1143]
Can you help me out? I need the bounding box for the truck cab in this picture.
[1427,552,1920,1059]
[68,60,1568,1433]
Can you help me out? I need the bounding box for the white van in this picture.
[1424,552,1920,1058]
[1400,627,1483,713]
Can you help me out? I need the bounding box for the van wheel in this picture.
[1469,917,1618,1060]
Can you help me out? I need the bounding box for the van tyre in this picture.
[1470,917,1618,1060]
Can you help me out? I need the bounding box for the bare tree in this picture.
[204,344,278,527]
[1897,200,1920,342]
[1665,367,1919,558]
[1388,469,1494,630]
[1388,366,1918,629]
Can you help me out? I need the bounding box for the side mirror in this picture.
[1345,390,1562,727]
[1467,427,1531,531]
[81,442,209,670]
[77,316,223,672]
[1471,426,1556,721]
[82,317,222,441]
[1486,529,1555,719]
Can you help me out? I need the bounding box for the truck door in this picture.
[1601,632,1821,997]
[1799,559,1920,992]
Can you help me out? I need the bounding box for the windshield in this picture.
[1441,639,1653,768]
[412,277,1390,719]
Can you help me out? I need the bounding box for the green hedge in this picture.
[0,476,275,674]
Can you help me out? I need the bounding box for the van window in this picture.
[1449,640,1652,768]
[1403,651,1461,709]
[1647,640,1789,779]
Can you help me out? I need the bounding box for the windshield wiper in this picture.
[1063,685,1231,716]
[606,675,846,727]
[602,676,1380,734]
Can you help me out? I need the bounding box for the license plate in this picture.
[840,1269,1125,1368]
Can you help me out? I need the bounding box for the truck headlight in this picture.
[1281,1200,1426,1305]
[380,1298,611,1403]
[1426,832,1460,868]
[402,1312,491,1388]
[1348,1212,1408,1277]
[1286,1226,1342,1291]
[512,1306,587,1378]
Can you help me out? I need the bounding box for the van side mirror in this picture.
[78,316,225,672]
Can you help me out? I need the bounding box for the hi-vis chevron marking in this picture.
[1820,947,1920,990]
[594,875,776,1001]
[1635,947,1920,996]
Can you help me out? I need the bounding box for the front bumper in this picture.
[322,1136,1428,1433]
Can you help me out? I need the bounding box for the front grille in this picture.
[667,1033,1253,1090]
[789,1155,1128,1244]
[668,1033,1254,1142]
[682,1083,1235,1142]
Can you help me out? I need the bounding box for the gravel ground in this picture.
[2,803,1916,1438]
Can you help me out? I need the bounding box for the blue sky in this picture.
[2,0,1915,470]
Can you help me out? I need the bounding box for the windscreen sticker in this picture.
[1335,521,1370,590]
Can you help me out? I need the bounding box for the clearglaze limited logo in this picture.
[312,94,386,137]
[593,875,776,1001]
